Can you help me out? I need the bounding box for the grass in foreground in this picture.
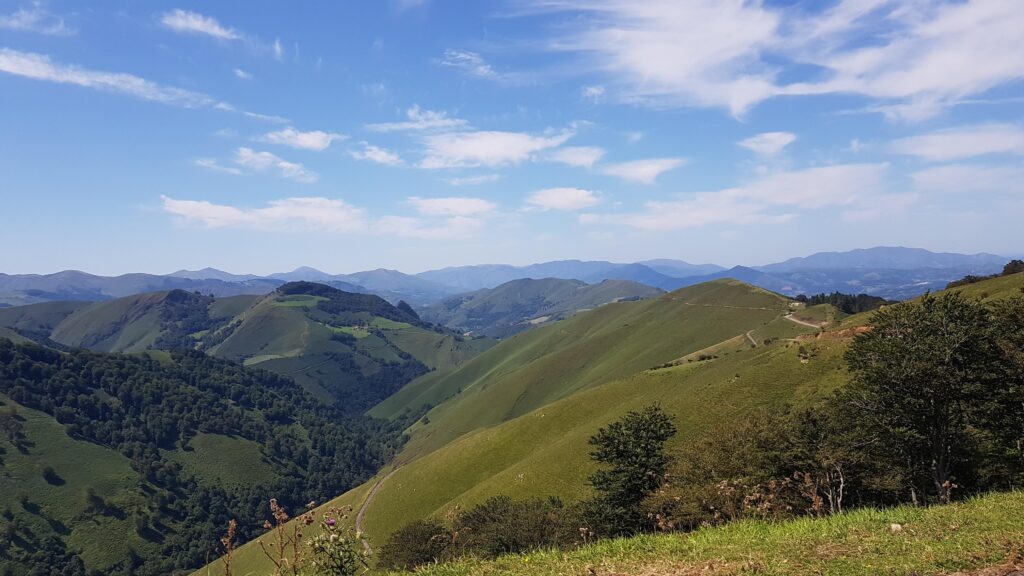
[397,491,1024,576]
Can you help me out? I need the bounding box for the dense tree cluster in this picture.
[793,291,892,314]
[0,339,406,574]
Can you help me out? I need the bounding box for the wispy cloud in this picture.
[738,132,796,156]
[259,127,346,151]
[366,105,468,132]
[0,48,284,121]
[407,196,496,216]
[548,146,606,169]
[162,195,487,239]
[526,188,600,211]
[0,2,74,36]
[525,0,1024,120]
[446,174,501,186]
[350,142,403,166]
[233,147,317,182]
[440,49,498,79]
[420,129,573,169]
[194,158,243,175]
[160,9,239,40]
[890,124,1024,162]
[162,196,365,231]
[911,164,1024,194]
[600,158,685,184]
[233,68,252,79]
[584,163,890,230]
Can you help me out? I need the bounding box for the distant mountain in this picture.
[417,260,687,291]
[168,267,262,282]
[421,278,663,338]
[0,271,283,307]
[334,268,454,304]
[636,259,725,277]
[758,246,1007,273]
[267,266,338,282]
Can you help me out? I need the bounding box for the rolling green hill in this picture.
[204,273,1024,576]
[420,277,662,338]
[2,282,492,409]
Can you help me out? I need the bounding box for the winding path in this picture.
[744,330,758,347]
[784,313,824,329]
[355,467,401,553]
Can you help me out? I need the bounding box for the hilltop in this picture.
[420,277,662,338]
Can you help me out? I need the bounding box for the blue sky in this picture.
[1,0,1022,275]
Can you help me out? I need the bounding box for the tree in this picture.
[844,293,999,504]
[586,404,676,535]
[1003,260,1024,276]
[377,519,450,571]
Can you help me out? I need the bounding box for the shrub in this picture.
[377,519,450,570]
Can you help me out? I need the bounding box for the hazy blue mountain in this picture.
[757,246,1007,273]
[334,269,455,303]
[417,260,688,291]
[421,278,663,338]
[267,266,338,282]
[168,267,262,282]
[636,259,726,277]
[0,271,283,306]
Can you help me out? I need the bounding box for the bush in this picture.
[377,519,450,570]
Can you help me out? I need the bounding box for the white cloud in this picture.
[0,3,74,35]
[161,195,485,239]
[162,196,365,231]
[600,158,685,184]
[738,132,796,156]
[527,188,600,211]
[527,0,1024,119]
[582,85,605,101]
[588,163,889,230]
[911,164,1024,194]
[160,9,239,41]
[272,38,284,60]
[234,147,317,182]
[548,146,606,169]
[260,127,346,151]
[350,142,403,166]
[407,196,496,216]
[419,130,573,169]
[233,68,252,79]
[366,105,468,132]
[890,124,1024,162]
[0,48,217,108]
[440,49,498,79]
[0,48,283,121]
[446,174,501,186]
[194,158,243,175]
[378,215,486,239]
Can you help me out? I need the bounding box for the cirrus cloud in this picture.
[260,127,346,151]
[600,157,685,184]
[419,129,573,169]
[527,188,600,211]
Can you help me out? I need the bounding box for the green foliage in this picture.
[587,405,676,536]
[454,496,584,559]
[793,292,892,314]
[843,293,1003,503]
[305,511,367,576]
[0,338,404,574]
[377,519,450,571]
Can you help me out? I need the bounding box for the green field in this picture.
[397,491,1024,576]
[163,433,278,488]
[0,394,156,572]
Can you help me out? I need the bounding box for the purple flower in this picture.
[325,518,336,527]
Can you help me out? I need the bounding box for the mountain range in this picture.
[0,247,1011,309]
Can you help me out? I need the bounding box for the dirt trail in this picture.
[784,313,824,329]
[355,467,401,553]
[744,330,757,347]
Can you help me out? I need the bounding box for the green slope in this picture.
[374,280,793,457]
[420,278,662,338]
[400,491,1024,576]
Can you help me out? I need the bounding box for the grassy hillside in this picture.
[398,491,1024,576]
[420,278,662,338]
[3,282,491,409]
[205,282,491,408]
[374,280,793,457]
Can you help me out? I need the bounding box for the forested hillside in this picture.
[0,341,406,575]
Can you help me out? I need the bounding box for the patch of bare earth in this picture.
[948,550,1024,576]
